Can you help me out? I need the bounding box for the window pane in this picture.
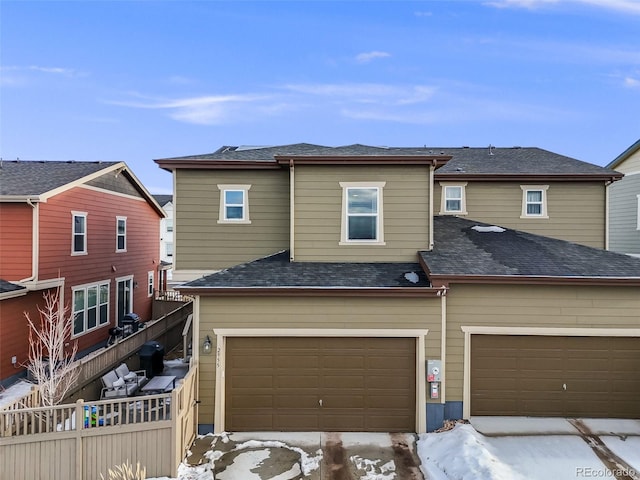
[445,187,462,199]
[348,216,377,240]
[87,307,97,329]
[166,243,174,256]
[74,313,84,335]
[87,287,97,307]
[225,190,244,205]
[74,290,84,312]
[527,204,542,215]
[446,199,461,211]
[117,236,125,250]
[348,188,377,214]
[226,206,243,219]
[166,219,173,232]
[74,235,84,252]
[99,304,108,325]
[117,220,126,234]
[74,216,85,234]
[527,191,542,202]
[100,284,109,304]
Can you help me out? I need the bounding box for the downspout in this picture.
[429,164,434,250]
[605,180,610,250]
[289,159,295,262]
[19,198,39,283]
[439,285,447,405]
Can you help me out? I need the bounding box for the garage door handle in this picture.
[319,399,323,407]
[563,383,567,391]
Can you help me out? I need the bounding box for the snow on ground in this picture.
[135,422,640,480]
[0,380,34,409]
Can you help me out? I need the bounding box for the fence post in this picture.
[76,399,84,480]
[170,387,179,476]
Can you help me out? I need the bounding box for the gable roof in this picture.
[177,251,441,297]
[0,160,165,216]
[155,143,620,181]
[420,216,640,285]
[607,138,640,169]
[152,194,173,206]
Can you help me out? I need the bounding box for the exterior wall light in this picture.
[202,335,212,355]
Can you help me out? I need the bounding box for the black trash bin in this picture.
[120,312,141,336]
[139,340,165,378]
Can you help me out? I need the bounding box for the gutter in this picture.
[175,286,446,298]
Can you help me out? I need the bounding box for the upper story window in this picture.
[521,185,549,218]
[439,182,468,215]
[217,185,251,224]
[166,242,174,257]
[339,182,386,245]
[73,281,109,337]
[166,218,173,232]
[116,217,127,252]
[72,211,87,255]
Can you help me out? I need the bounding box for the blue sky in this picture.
[2,0,639,194]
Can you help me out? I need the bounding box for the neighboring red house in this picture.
[0,160,164,387]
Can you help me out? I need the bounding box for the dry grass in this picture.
[100,461,146,480]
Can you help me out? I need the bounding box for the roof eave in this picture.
[275,155,451,166]
[154,159,280,172]
[427,274,640,287]
[607,138,640,169]
[434,173,623,182]
[175,286,442,297]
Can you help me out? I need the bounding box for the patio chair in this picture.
[115,363,147,387]
[100,370,129,399]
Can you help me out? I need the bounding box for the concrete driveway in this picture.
[185,431,424,479]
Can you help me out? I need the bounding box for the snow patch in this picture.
[350,455,396,479]
[404,271,420,283]
[0,380,35,409]
[471,225,506,233]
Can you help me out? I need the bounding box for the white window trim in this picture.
[439,182,468,215]
[116,216,127,252]
[72,280,110,338]
[211,328,428,434]
[520,185,549,219]
[71,211,88,255]
[217,185,251,224]
[147,271,154,297]
[339,181,386,245]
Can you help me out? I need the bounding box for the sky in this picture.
[1,0,639,194]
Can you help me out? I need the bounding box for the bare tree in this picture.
[25,287,80,406]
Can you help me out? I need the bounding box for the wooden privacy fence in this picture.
[0,362,198,480]
[71,302,193,392]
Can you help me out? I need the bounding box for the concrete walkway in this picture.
[186,431,424,479]
[469,417,640,437]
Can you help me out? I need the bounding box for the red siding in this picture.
[35,186,161,354]
[0,203,33,280]
[0,290,52,382]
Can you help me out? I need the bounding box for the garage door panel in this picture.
[471,335,640,418]
[226,336,416,432]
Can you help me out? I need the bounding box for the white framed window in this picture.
[73,281,110,337]
[71,211,87,255]
[166,242,174,257]
[520,185,549,218]
[339,182,386,245]
[116,216,127,252]
[439,182,468,215]
[147,271,154,297]
[166,218,173,232]
[217,185,251,224]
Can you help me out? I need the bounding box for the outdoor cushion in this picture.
[112,377,125,388]
[115,363,147,385]
[101,370,120,389]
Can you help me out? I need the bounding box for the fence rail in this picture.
[0,360,198,480]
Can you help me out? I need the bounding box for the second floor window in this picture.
[340,182,386,244]
[521,185,549,218]
[148,271,154,297]
[439,182,467,215]
[218,185,251,224]
[166,242,174,257]
[166,218,173,232]
[72,212,87,255]
[116,217,127,252]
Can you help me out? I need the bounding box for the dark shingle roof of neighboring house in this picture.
[153,194,173,206]
[179,251,436,295]
[155,143,620,180]
[0,279,27,299]
[0,160,120,197]
[420,216,640,283]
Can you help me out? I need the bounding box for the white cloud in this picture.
[282,83,436,106]
[355,51,391,64]
[485,0,640,14]
[624,76,640,88]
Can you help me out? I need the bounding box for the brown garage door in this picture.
[225,337,416,432]
[471,335,640,418]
